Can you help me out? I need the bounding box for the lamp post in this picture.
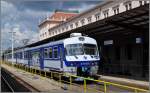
[9,28,16,66]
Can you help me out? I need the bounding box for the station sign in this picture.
[136,37,142,44]
[104,40,113,45]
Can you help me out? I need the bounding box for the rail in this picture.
[2,61,149,93]
[1,74,15,92]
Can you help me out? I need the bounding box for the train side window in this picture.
[19,52,22,59]
[44,48,49,58]
[54,47,58,58]
[49,47,53,58]
[24,52,27,59]
[59,47,63,59]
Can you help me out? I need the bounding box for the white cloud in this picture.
[1,1,50,50]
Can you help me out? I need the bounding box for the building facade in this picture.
[39,10,78,40]
[38,0,149,40]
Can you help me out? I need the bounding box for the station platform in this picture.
[1,64,79,93]
[98,75,149,90]
[1,63,149,93]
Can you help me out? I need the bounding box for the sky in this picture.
[1,0,102,50]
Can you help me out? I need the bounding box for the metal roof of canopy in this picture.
[26,4,149,47]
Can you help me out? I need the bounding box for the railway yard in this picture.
[1,1,149,93]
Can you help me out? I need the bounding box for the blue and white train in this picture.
[4,33,100,77]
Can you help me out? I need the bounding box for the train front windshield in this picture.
[65,44,84,56]
[83,44,98,55]
[65,43,98,56]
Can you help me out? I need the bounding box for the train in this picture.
[4,33,100,79]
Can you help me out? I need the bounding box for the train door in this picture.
[59,45,64,69]
[28,51,32,67]
[31,50,40,69]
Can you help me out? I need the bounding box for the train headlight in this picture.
[92,62,94,65]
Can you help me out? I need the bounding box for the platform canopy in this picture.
[26,4,149,47]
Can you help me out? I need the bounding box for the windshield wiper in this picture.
[74,55,78,59]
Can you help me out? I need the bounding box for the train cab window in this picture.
[49,47,53,58]
[65,44,83,56]
[44,48,49,58]
[83,44,98,55]
[54,47,58,58]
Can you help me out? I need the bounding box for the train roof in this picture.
[26,39,64,50]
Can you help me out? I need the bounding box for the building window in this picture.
[55,30,57,34]
[139,1,142,6]
[49,30,51,35]
[144,1,147,5]
[103,9,109,18]
[95,13,100,21]
[75,22,78,27]
[58,29,61,33]
[87,16,92,23]
[45,32,47,36]
[129,3,132,10]
[81,19,85,25]
[124,1,132,11]
[139,1,148,6]
[113,5,119,15]
[66,26,68,30]
[54,47,58,58]
[62,27,64,32]
[57,30,59,34]
[70,24,73,29]
[49,47,53,58]
[44,48,49,58]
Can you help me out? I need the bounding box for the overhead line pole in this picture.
[9,29,16,66]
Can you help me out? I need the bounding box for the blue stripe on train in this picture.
[64,61,99,67]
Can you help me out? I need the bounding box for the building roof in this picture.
[49,12,78,21]
[39,10,78,27]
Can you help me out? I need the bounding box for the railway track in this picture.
[1,67,40,92]
[1,75,14,92]
[1,64,148,93]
